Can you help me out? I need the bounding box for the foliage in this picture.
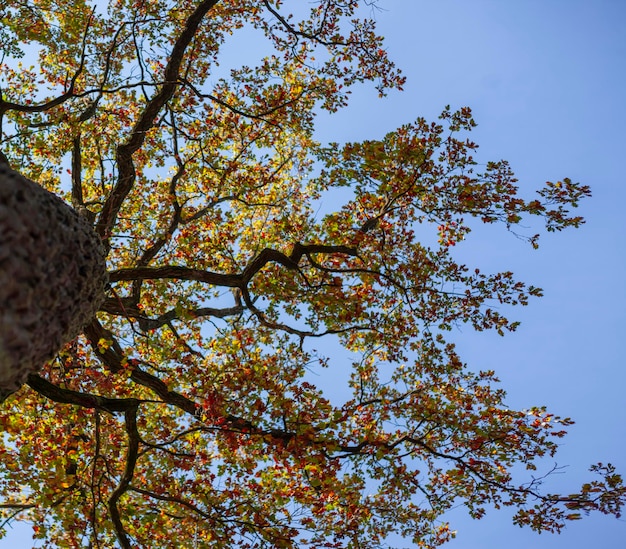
[0,1,621,547]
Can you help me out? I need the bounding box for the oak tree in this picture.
[0,1,623,547]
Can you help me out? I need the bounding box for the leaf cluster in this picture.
[0,1,615,548]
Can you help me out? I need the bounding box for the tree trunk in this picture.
[0,165,107,400]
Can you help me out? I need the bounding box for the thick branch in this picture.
[96,0,221,242]
[71,135,84,209]
[108,243,357,286]
[26,374,139,413]
[108,264,241,287]
[84,319,202,416]
[83,319,295,442]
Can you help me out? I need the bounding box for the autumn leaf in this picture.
[0,1,617,549]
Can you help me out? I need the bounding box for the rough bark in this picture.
[0,165,107,399]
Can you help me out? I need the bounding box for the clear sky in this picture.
[320,1,625,547]
[4,1,626,547]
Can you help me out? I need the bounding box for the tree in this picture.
[0,1,622,547]
[0,164,108,399]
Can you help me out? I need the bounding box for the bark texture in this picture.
[0,165,107,399]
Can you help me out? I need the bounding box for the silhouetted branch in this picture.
[108,406,139,549]
[96,0,221,243]
[26,374,139,413]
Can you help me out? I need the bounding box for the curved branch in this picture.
[96,0,221,243]
[108,264,242,287]
[99,298,244,330]
[83,319,295,443]
[108,406,139,549]
[240,285,370,342]
[26,374,139,413]
[108,243,357,287]
[262,0,344,48]
[182,76,314,127]
[0,8,94,117]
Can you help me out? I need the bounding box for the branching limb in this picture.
[0,7,94,117]
[99,299,245,331]
[26,374,139,414]
[96,0,221,244]
[108,406,139,549]
[108,243,357,287]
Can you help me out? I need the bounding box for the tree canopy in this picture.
[0,1,623,547]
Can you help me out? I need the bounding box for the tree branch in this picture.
[0,8,94,117]
[26,374,140,413]
[107,243,357,287]
[99,299,244,330]
[96,0,221,243]
[108,406,140,549]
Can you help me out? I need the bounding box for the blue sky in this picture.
[321,1,624,547]
[4,1,626,547]
[313,0,626,547]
